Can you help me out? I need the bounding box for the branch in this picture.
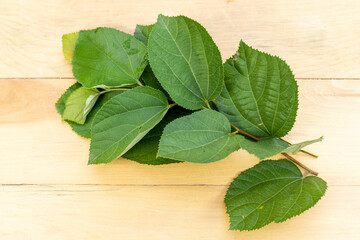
[281,153,318,176]
[230,123,262,142]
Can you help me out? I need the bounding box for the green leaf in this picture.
[89,86,169,164]
[56,83,125,138]
[62,32,79,63]
[134,24,154,45]
[69,91,124,138]
[55,82,82,115]
[123,106,191,165]
[284,136,323,154]
[72,27,148,89]
[158,109,243,163]
[63,87,100,124]
[148,14,224,110]
[240,137,323,160]
[217,40,298,138]
[225,159,327,231]
[140,65,163,91]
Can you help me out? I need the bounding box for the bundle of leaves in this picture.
[56,14,326,231]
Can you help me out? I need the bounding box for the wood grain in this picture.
[1,185,359,240]
[1,79,359,186]
[1,0,359,239]
[0,0,359,78]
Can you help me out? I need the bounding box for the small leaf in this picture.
[123,106,191,165]
[240,137,323,160]
[158,110,243,163]
[225,159,327,231]
[89,86,169,164]
[284,136,323,154]
[56,83,126,138]
[72,27,148,88]
[62,32,79,63]
[148,14,224,110]
[217,40,298,138]
[63,87,100,124]
[55,82,82,114]
[134,24,154,45]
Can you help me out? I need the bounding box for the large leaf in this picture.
[217,40,298,138]
[225,159,327,231]
[62,87,100,124]
[56,84,124,138]
[123,106,191,165]
[158,110,243,163]
[89,86,169,164]
[72,27,148,88]
[148,14,224,110]
[134,24,154,45]
[240,136,323,160]
[62,32,79,63]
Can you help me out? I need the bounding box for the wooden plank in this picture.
[1,79,359,185]
[0,0,359,78]
[0,185,359,239]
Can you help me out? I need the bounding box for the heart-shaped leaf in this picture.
[148,15,224,110]
[225,159,327,231]
[217,41,298,138]
[89,86,169,164]
[73,27,148,88]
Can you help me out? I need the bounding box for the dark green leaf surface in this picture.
[123,106,191,165]
[158,110,243,163]
[72,27,148,88]
[89,86,169,164]
[225,159,327,231]
[140,65,164,91]
[148,15,224,110]
[62,32,79,63]
[240,137,323,160]
[217,41,298,138]
[63,87,100,124]
[134,24,154,45]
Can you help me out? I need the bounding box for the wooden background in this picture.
[1,0,359,239]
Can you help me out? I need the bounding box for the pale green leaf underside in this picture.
[72,27,148,88]
[148,14,224,110]
[241,136,323,160]
[158,110,243,163]
[89,86,169,164]
[55,82,82,115]
[62,32,79,63]
[225,159,327,231]
[134,24,154,45]
[123,106,191,165]
[217,40,298,138]
[63,87,100,124]
[55,83,123,138]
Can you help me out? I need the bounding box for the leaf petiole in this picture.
[230,123,262,141]
[281,152,319,176]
